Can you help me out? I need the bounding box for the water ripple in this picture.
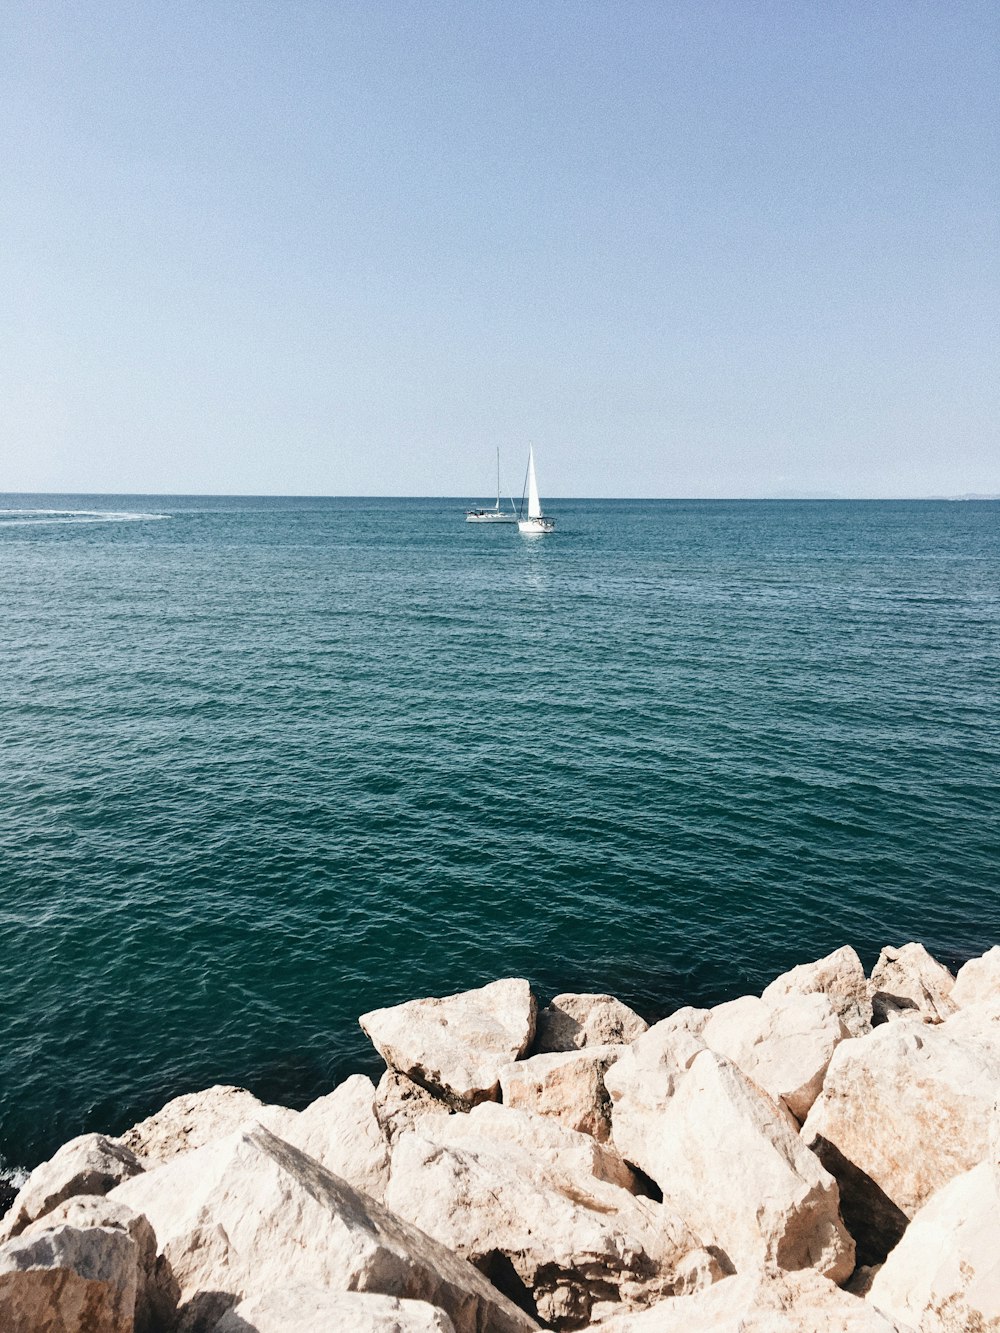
[0,496,998,1167]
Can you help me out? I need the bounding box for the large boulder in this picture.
[939,994,1000,1063]
[375,1070,455,1145]
[0,1134,144,1241]
[802,1016,1000,1264]
[360,979,537,1106]
[498,1045,624,1142]
[606,1029,854,1282]
[761,945,873,1038]
[279,1075,390,1202]
[423,1101,640,1193]
[110,1124,536,1333]
[115,1085,289,1166]
[0,1215,142,1333]
[385,1105,721,1329]
[867,1161,1000,1333]
[869,943,956,1025]
[18,1196,172,1333]
[699,991,850,1122]
[533,994,648,1054]
[216,1285,456,1331]
[952,945,1000,1008]
[591,1268,906,1331]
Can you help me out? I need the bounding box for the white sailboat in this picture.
[466,449,517,523]
[517,446,555,534]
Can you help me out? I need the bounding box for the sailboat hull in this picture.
[517,516,555,534]
[467,448,517,523]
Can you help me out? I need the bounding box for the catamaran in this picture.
[517,445,555,534]
[466,449,517,523]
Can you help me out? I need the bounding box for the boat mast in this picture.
[496,447,501,511]
[526,446,542,519]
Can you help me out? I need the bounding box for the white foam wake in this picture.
[0,1157,28,1192]
[0,509,169,526]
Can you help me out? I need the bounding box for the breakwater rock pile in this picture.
[1,943,998,1332]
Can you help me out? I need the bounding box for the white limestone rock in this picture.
[425,1100,640,1193]
[0,1133,144,1241]
[18,1195,172,1333]
[867,1161,1000,1333]
[592,1268,907,1331]
[279,1074,390,1202]
[533,994,648,1053]
[360,979,537,1106]
[606,1030,854,1282]
[115,1084,290,1166]
[498,1044,624,1142]
[215,1285,457,1331]
[700,990,850,1121]
[952,945,1000,1009]
[386,1104,722,1329]
[939,994,1000,1064]
[375,1069,455,1144]
[110,1123,537,1333]
[869,943,957,1025]
[0,1216,142,1333]
[802,1017,1000,1264]
[761,945,873,1038]
[602,1010,720,1154]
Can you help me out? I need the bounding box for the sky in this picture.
[2,1,997,497]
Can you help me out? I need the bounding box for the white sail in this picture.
[517,444,555,532]
[526,446,542,519]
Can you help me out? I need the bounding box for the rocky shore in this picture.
[0,942,997,1332]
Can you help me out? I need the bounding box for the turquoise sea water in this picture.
[1,496,998,1175]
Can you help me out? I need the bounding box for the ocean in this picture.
[1,496,997,1177]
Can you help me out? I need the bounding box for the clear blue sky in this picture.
[3,1,997,497]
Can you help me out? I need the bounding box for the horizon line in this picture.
[1,490,998,503]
